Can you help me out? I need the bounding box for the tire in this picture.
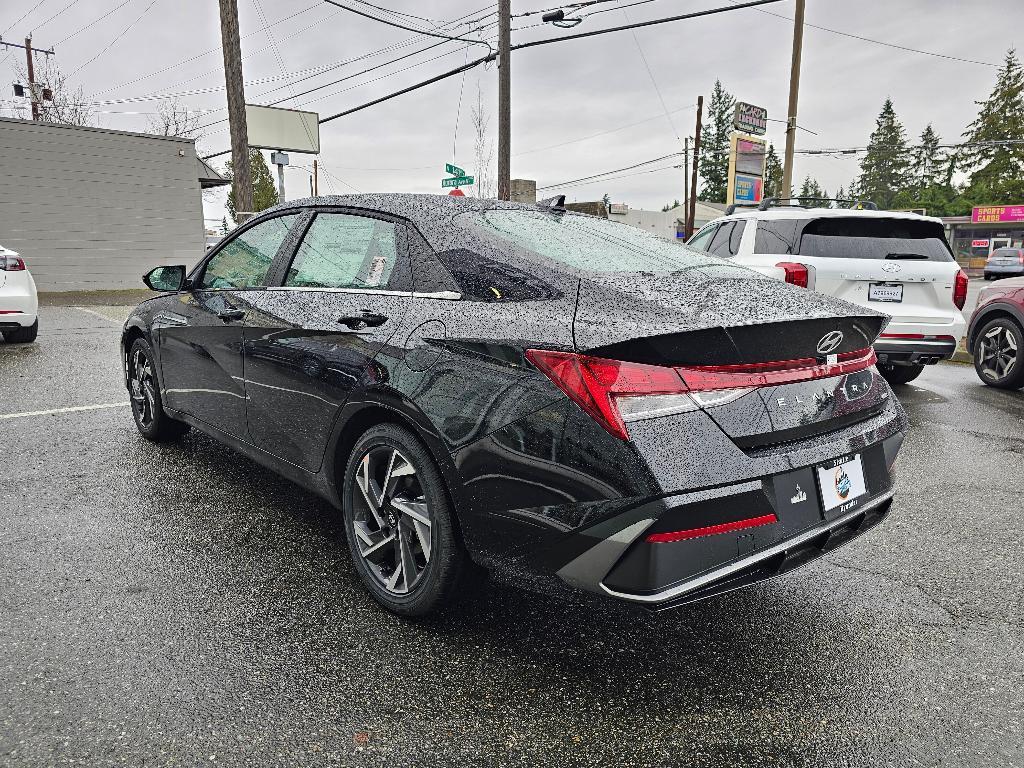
[984,274,994,281]
[342,423,468,617]
[3,320,38,343]
[877,363,925,386]
[127,337,190,441]
[972,316,1024,390]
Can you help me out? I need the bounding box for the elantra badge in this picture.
[816,330,844,355]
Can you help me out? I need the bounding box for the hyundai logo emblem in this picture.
[816,330,844,354]
[881,262,902,273]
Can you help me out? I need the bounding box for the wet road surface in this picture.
[1,306,1022,767]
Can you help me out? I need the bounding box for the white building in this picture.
[608,201,728,241]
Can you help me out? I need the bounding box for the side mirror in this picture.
[143,265,187,292]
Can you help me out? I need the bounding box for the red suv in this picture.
[967,277,1024,389]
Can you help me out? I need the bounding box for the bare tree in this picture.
[13,57,93,126]
[471,82,495,199]
[148,96,203,139]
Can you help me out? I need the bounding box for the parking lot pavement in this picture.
[2,306,1022,768]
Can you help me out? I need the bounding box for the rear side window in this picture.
[686,224,717,252]
[285,213,399,290]
[707,220,746,257]
[756,217,953,261]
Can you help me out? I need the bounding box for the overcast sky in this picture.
[1,0,1020,225]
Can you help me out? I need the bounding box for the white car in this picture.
[686,200,968,385]
[0,243,38,343]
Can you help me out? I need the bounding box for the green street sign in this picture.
[442,175,474,188]
[445,163,465,177]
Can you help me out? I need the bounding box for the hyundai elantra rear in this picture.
[122,195,906,615]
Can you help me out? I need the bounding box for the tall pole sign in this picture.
[726,101,767,206]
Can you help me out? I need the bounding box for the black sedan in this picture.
[122,194,907,615]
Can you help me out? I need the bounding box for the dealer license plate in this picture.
[868,283,903,302]
[816,454,868,513]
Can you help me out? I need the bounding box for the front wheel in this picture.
[342,423,468,616]
[877,363,925,386]
[973,316,1024,390]
[128,338,190,441]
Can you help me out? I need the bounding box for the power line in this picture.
[2,0,49,35]
[67,0,161,77]
[726,0,999,68]
[516,104,694,156]
[538,152,681,189]
[621,6,678,141]
[349,0,441,26]
[323,0,493,55]
[55,0,132,46]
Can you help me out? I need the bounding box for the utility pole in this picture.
[686,96,703,238]
[780,0,805,199]
[0,37,55,121]
[313,158,319,196]
[218,0,253,221]
[497,0,511,201]
[682,136,690,229]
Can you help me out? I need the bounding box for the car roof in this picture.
[706,206,945,227]
[258,193,553,225]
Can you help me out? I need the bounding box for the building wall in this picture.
[0,117,205,291]
[608,202,725,240]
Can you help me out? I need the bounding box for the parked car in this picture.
[983,247,1024,280]
[687,200,968,386]
[966,276,1024,389]
[122,194,906,616]
[0,243,38,343]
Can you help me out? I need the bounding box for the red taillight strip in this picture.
[646,513,778,543]
[879,333,956,343]
[676,348,876,391]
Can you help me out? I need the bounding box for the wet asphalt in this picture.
[1,306,1022,768]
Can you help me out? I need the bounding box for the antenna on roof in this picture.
[537,194,566,210]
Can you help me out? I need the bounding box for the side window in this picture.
[707,221,736,257]
[285,213,399,290]
[199,214,298,289]
[727,220,746,256]
[687,224,717,252]
[754,219,803,254]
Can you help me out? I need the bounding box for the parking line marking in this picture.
[74,307,122,323]
[0,402,130,420]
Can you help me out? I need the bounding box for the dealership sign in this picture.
[972,205,1024,223]
[733,102,767,136]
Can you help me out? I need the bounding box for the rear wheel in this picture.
[342,423,467,616]
[973,317,1024,390]
[2,320,38,343]
[128,338,190,441]
[877,363,925,386]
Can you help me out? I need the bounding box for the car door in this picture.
[156,212,300,439]
[242,209,412,472]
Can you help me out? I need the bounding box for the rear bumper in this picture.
[874,335,958,365]
[985,266,1024,278]
[554,431,903,610]
[0,275,38,324]
[0,311,37,329]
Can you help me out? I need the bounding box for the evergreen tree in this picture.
[225,149,280,223]
[798,175,828,207]
[698,80,735,202]
[763,143,784,199]
[661,199,681,211]
[856,98,911,209]
[220,216,229,235]
[911,124,945,191]
[835,184,846,206]
[960,49,1024,205]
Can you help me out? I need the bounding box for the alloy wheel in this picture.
[351,447,433,595]
[978,324,1018,381]
[129,347,158,428]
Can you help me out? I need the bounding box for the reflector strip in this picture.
[646,513,778,543]
[677,348,876,391]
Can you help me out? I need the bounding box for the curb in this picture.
[39,289,151,307]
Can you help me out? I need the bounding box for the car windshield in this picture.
[468,209,753,276]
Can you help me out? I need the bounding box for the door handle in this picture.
[217,307,246,322]
[337,310,388,330]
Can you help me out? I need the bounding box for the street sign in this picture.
[445,163,465,177]
[733,102,768,136]
[442,175,474,188]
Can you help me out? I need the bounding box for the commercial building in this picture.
[942,204,1024,268]
[607,201,728,240]
[0,116,227,291]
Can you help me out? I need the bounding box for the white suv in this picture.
[0,243,39,344]
[687,200,968,385]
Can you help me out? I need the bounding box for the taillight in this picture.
[953,269,968,310]
[1019,253,1024,265]
[524,349,693,441]
[1,256,26,271]
[776,261,809,288]
[525,347,877,441]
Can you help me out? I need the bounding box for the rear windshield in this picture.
[991,248,1022,257]
[755,217,953,261]
[468,209,753,276]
